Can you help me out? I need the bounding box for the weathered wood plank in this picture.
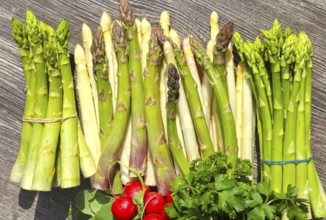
[0,0,325,219]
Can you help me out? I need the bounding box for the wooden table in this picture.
[1,0,325,219]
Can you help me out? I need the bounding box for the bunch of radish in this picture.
[111,180,172,220]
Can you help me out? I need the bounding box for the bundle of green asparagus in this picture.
[234,19,326,218]
[10,10,95,191]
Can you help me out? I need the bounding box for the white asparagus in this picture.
[241,66,254,162]
[225,43,236,118]
[164,40,200,161]
[159,11,171,137]
[82,23,99,129]
[120,118,132,184]
[75,44,101,166]
[210,11,219,41]
[135,18,142,49]
[141,18,151,75]
[160,11,170,36]
[169,29,180,48]
[141,18,156,186]
[235,62,244,157]
[183,38,207,122]
[205,40,215,145]
[100,12,118,111]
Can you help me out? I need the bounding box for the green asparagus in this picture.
[97,21,131,185]
[143,25,175,195]
[120,0,147,175]
[166,63,190,177]
[302,32,326,217]
[56,20,81,188]
[32,25,63,191]
[261,19,284,192]
[21,11,48,190]
[91,28,113,147]
[10,18,35,183]
[282,38,306,192]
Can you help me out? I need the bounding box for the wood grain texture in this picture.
[0,0,325,219]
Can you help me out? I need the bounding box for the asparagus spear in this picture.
[91,28,113,147]
[56,20,81,188]
[10,18,35,183]
[302,32,326,217]
[183,38,206,119]
[21,11,48,190]
[281,34,297,120]
[82,23,99,129]
[294,32,309,202]
[243,41,272,185]
[144,26,175,195]
[166,63,190,177]
[163,40,199,162]
[235,62,243,156]
[168,30,189,160]
[212,22,234,153]
[189,36,238,165]
[205,40,217,150]
[203,11,219,138]
[100,12,118,111]
[225,42,236,118]
[75,44,101,170]
[32,25,63,191]
[213,21,234,92]
[241,63,254,162]
[261,19,283,193]
[120,0,147,175]
[97,21,131,183]
[159,10,170,143]
[140,19,156,186]
[282,38,306,192]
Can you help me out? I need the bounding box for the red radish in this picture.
[160,204,171,220]
[111,195,137,220]
[124,180,150,197]
[144,192,166,214]
[166,190,173,203]
[143,213,164,220]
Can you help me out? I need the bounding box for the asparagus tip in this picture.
[215,21,234,52]
[56,19,70,48]
[74,44,86,64]
[160,10,170,25]
[167,63,180,103]
[100,11,112,32]
[82,23,92,44]
[210,11,219,24]
[119,0,134,24]
[141,18,151,35]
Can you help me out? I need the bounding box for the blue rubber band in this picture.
[260,156,314,165]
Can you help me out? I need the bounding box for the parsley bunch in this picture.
[165,152,308,220]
